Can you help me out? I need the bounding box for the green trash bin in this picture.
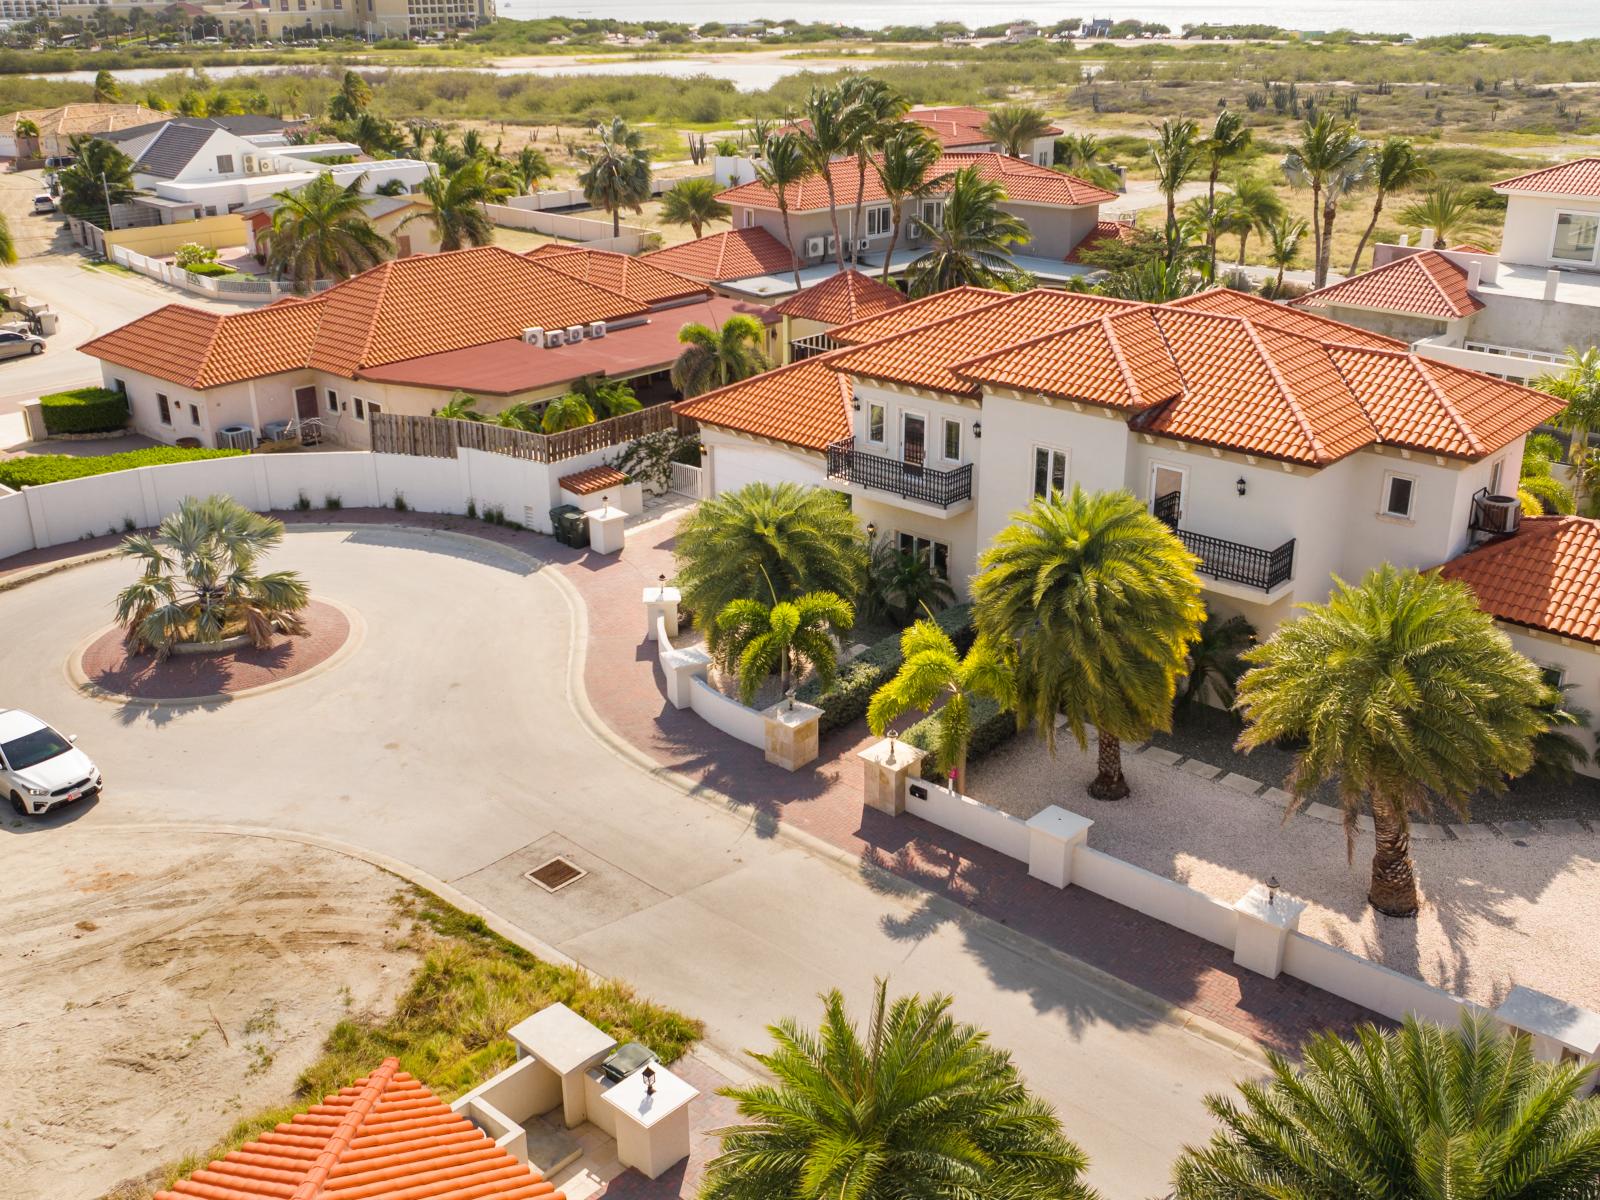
[549,504,590,549]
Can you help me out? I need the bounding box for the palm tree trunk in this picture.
[823,176,846,272]
[881,201,902,284]
[1205,166,1220,271]
[611,206,620,237]
[1236,229,1249,267]
[1368,796,1419,917]
[850,156,868,267]
[1088,730,1130,800]
[1309,181,1324,283]
[1349,192,1385,276]
[779,204,802,292]
[1318,198,1338,288]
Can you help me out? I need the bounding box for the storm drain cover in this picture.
[526,856,586,893]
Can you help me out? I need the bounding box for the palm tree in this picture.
[57,135,138,222]
[756,131,807,291]
[860,534,956,626]
[983,102,1053,159]
[0,213,15,267]
[717,591,854,703]
[798,85,852,270]
[1151,118,1201,255]
[659,176,730,239]
[402,159,509,252]
[1398,180,1482,248]
[1283,113,1369,287]
[1057,132,1103,172]
[1200,109,1251,269]
[1173,1012,1600,1199]
[1536,347,1600,507]
[1217,174,1285,265]
[259,172,393,293]
[538,393,595,433]
[1101,258,1205,301]
[670,315,769,397]
[973,488,1204,801]
[1263,214,1308,295]
[92,68,121,103]
[576,116,652,237]
[114,494,310,660]
[1236,566,1549,916]
[326,69,372,123]
[673,482,867,644]
[507,145,553,195]
[869,620,1015,792]
[871,127,946,284]
[843,76,909,263]
[1177,612,1255,712]
[433,391,481,421]
[1347,136,1430,274]
[12,117,40,160]
[905,165,1028,297]
[702,980,1098,1200]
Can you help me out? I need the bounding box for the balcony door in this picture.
[902,412,927,472]
[1150,463,1185,528]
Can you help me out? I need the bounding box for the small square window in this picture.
[867,401,885,443]
[942,418,961,461]
[215,154,234,174]
[189,403,200,425]
[156,393,171,425]
[353,397,366,420]
[1540,665,1566,690]
[326,389,339,413]
[1382,472,1415,519]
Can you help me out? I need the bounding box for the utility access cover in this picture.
[525,856,587,893]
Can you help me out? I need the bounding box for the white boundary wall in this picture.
[687,676,767,747]
[906,780,1031,861]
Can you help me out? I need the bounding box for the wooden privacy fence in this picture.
[372,405,691,464]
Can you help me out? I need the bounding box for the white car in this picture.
[0,709,102,816]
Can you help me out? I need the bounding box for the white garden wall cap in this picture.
[762,698,824,728]
[509,1002,617,1073]
[642,585,682,603]
[661,645,712,670]
[1025,806,1094,840]
[1497,985,1600,1055]
[1234,883,1308,929]
[858,737,927,767]
[600,1062,698,1128]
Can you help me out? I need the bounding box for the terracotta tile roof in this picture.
[716,152,1115,213]
[6,102,168,139]
[1438,517,1600,645]
[674,352,851,452]
[526,244,710,306]
[1065,220,1138,264]
[1170,288,1408,350]
[559,464,629,495]
[782,106,1061,149]
[79,300,325,390]
[1294,250,1483,321]
[640,227,798,283]
[1493,157,1600,197]
[827,286,1005,345]
[770,269,907,324]
[1451,243,1494,254]
[153,1058,559,1200]
[953,308,1182,410]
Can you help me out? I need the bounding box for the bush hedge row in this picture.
[0,446,242,489]
[183,262,236,278]
[902,693,1020,786]
[797,602,974,734]
[39,386,130,435]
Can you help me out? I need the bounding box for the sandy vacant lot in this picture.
[0,825,419,1200]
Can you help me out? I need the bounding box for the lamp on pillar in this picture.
[657,573,667,599]
[1267,875,1280,907]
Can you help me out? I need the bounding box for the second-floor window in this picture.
[215,154,234,174]
[1381,471,1416,519]
[865,206,892,237]
[867,401,885,444]
[1033,447,1067,498]
[1552,211,1599,266]
[742,208,754,228]
[942,417,961,461]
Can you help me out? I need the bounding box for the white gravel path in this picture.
[967,732,1600,1010]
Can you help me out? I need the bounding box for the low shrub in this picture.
[0,445,241,489]
[796,603,972,733]
[183,261,236,278]
[902,693,1019,785]
[38,386,129,435]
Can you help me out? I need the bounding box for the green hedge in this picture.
[183,262,236,278]
[0,446,243,489]
[38,386,130,435]
[797,603,973,734]
[902,693,1020,786]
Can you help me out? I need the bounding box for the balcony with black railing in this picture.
[1153,491,1295,593]
[827,437,973,509]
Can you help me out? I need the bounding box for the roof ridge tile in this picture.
[288,1057,398,1200]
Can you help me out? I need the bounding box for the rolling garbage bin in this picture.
[549,504,590,549]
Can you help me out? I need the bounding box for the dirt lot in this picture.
[0,823,419,1200]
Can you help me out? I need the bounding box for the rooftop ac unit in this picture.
[826,235,838,253]
[543,328,565,348]
[242,155,256,173]
[805,236,826,258]
[856,238,870,252]
[565,324,586,342]
[588,321,608,338]
[522,326,544,345]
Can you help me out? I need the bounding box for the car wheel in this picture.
[29,343,43,355]
[9,792,28,816]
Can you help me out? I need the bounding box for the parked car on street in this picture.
[0,330,44,359]
[32,193,55,214]
[0,709,103,816]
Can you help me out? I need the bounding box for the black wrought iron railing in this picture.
[826,437,973,508]
[791,334,837,361]
[1152,491,1294,591]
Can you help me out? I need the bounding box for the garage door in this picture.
[710,441,826,496]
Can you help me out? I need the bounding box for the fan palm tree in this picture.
[669,315,769,398]
[1398,180,1483,249]
[798,85,853,270]
[673,482,867,646]
[1283,112,1369,287]
[843,76,909,263]
[973,488,1205,801]
[1536,347,1600,506]
[576,116,652,237]
[259,172,392,292]
[869,620,1016,792]
[1263,214,1308,295]
[905,165,1028,297]
[1173,1012,1600,1199]
[1200,109,1251,269]
[983,102,1053,159]
[1348,136,1430,274]
[717,590,854,703]
[57,135,138,222]
[401,158,510,252]
[701,980,1099,1200]
[659,176,730,239]
[872,126,947,284]
[1236,566,1550,916]
[1217,174,1285,265]
[538,393,595,433]
[1152,118,1201,255]
[756,131,807,291]
[114,494,309,660]
[507,145,553,195]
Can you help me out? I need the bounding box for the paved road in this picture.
[0,527,1260,1198]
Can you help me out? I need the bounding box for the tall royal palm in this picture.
[1348,136,1430,274]
[873,127,948,283]
[1174,1012,1600,1199]
[259,171,393,292]
[756,131,808,291]
[1152,118,1201,257]
[576,116,652,237]
[905,165,1028,297]
[669,315,769,397]
[403,158,509,251]
[983,102,1053,159]
[702,981,1099,1200]
[1199,109,1251,269]
[973,488,1204,800]
[1236,566,1549,916]
[1284,112,1369,287]
[799,86,853,270]
[842,76,908,264]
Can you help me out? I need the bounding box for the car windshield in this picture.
[1,726,72,770]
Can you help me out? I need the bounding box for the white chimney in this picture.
[1467,261,1482,294]
[1544,269,1561,303]
[1419,227,1437,250]
[1398,233,1410,248]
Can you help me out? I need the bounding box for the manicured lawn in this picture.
[0,447,242,489]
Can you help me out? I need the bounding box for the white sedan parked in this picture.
[0,709,102,816]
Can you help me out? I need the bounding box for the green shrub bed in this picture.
[183,262,236,277]
[797,602,973,733]
[38,386,129,435]
[902,694,1020,786]
[0,446,242,489]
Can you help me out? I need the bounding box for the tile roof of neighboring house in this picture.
[1292,250,1485,320]
[674,352,853,451]
[103,114,302,147]
[716,152,1116,212]
[526,244,711,306]
[769,269,907,324]
[1451,243,1495,254]
[125,119,223,179]
[80,300,327,390]
[1493,157,1600,197]
[5,102,168,141]
[1065,219,1138,264]
[154,1058,559,1200]
[1438,517,1600,645]
[640,227,799,283]
[559,464,630,495]
[827,286,1006,345]
[1169,287,1408,350]
[907,105,1062,145]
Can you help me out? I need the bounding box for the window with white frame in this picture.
[1551,211,1600,266]
[742,208,754,228]
[215,154,234,174]
[156,393,171,425]
[1381,471,1416,519]
[353,397,366,421]
[867,401,885,444]
[1033,446,1068,498]
[326,388,339,413]
[942,417,961,462]
[1489,457,1505,495]
[897,532,950,579]
[865,206,892,237]
[1539,663,1566,690]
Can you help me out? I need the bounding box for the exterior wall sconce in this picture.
[852,396,861,411]
[973,421,982,438]
[1236,477,1248,496]
[866,522,876,539]
[643,1065,657,1096]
